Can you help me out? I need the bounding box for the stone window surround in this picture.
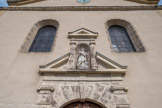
[20,19,59,53]
[106,19,145,53]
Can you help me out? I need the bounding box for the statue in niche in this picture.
[76,47,89,70]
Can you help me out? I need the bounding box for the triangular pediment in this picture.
[39,52,127,74]
[68,28,98,38]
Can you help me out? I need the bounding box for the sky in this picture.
[158,0,162,6]
[0,0,8,7]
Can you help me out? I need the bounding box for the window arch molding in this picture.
[106,19,145,52]
[20,19,59,52]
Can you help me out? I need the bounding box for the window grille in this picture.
[109,25,136,52]
[29,26,56,52]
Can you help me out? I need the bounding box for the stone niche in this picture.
[37,28,130,108]
[68,28,98,70]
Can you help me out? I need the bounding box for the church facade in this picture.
[0,0,162,108]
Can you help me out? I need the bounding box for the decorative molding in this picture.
[96,52,127,69]
[39,69,127,74]
[116,104,130,108]
[39,53,69,68]
[0,6,162,11]
[110,85,128,93]
[39,52,127,74]
[37,85,55,105]
[68,28,98,39]
[37,85,54,93]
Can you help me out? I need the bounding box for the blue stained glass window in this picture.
[29,26,57,52]
[108,25,136,52]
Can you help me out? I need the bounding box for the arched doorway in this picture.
[63,101,103,108]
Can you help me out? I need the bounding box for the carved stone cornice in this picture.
[0,6,162,11]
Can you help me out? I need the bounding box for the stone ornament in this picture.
[68,43,98,70]
[37,85,55,105]
[110,85,128,93]
[90,43,98,70]
[77,47,89,70]
[37,85,54,93]
[69,43,76,69]
[68,28,99,70]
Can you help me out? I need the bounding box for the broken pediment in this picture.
[39,52,127,74]
[39,53,69,71]
[68,28,98,38]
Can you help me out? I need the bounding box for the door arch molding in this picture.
[59,99,107,108]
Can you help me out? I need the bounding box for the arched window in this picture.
[29,25,57,52]
[107,19,145,53]
[108,25,136,52]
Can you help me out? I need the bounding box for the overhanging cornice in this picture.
[7,0,45,6]
[0,6,162,11]
[6,0,160,5]
[39,69,127,74]
[125,0,159,5]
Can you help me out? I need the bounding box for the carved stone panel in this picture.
[37,81,130,108]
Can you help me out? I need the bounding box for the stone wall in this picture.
[37,80,129,108]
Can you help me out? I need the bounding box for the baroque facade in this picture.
[0,0,162,108]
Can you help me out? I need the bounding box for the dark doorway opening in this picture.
[63,101,103,108]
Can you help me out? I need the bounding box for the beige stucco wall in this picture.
[0,0,162,108]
